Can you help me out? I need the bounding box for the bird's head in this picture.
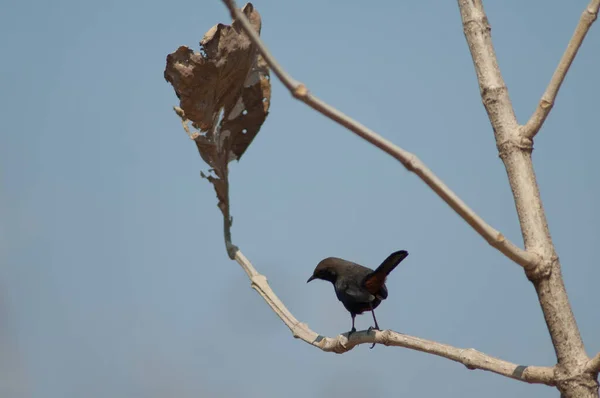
[307,258,341,284]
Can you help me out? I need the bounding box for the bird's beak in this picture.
[307,275,316,283]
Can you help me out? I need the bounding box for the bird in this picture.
[307,250,409,348]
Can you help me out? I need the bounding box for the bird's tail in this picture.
[362,250,409,295]
[373,250,409,276]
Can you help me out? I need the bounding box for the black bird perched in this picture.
[307,250,408,347]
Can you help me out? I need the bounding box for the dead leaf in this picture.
[164,3,271,224]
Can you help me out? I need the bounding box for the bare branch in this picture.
[232,248,555,385]
[521,0,600,139]
[585,352,600,373]
[220,0,539,271]
[457,3,595,395]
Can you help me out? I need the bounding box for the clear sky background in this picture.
[1,0,599,397]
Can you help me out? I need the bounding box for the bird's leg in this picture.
[348,314,357,337]
[367,303,381,332]
[370,308,380,330]
[368,305,380,349]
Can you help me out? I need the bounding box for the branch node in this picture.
[381,329,394,346]
[250,274,268,289]
[459,348,479,370]
[292,83,309,99]
[540,98,554,110]
[496,232,506,244]
[401,153,418,172]
[481,85,506,108]
[555,368,599,393]
[497,137,533,159]
[525,254,555,282]
[462,12,489,34]
[584,352,600,373]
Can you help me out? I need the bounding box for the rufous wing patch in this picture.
[363,272,387,295]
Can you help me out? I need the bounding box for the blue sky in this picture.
[1,0,599,397]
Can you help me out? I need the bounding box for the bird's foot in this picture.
[347,327,357,337]
[367,326,380,349]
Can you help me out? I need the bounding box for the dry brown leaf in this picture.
[164,3,271,226]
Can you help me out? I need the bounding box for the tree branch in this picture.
[457,1,595,396]
[585,352,600,373]
[231,246,555,386]
[521,0,600,140]
[220,0,539,271]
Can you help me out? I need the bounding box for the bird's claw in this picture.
[367,326,380,349]
[347,327,357,337]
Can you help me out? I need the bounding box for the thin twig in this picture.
[521,0,600,139]
[231,247,555,385]
[585,352,600,373]
[220,0,540,271]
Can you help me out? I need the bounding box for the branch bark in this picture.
[232,247,555,386]
[457,1,597,396]
[585,352,600,373]
[521,0,600,139]
[220,0,540,271]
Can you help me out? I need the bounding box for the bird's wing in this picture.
[376,284,388,300]
[363,272,387,297]
[336,279,375,303]
[346,284,375,302]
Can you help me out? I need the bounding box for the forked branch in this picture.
[458,1,596,395]
[521,0,600,139]
[232,247,555,386]
[220,0,540,271]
